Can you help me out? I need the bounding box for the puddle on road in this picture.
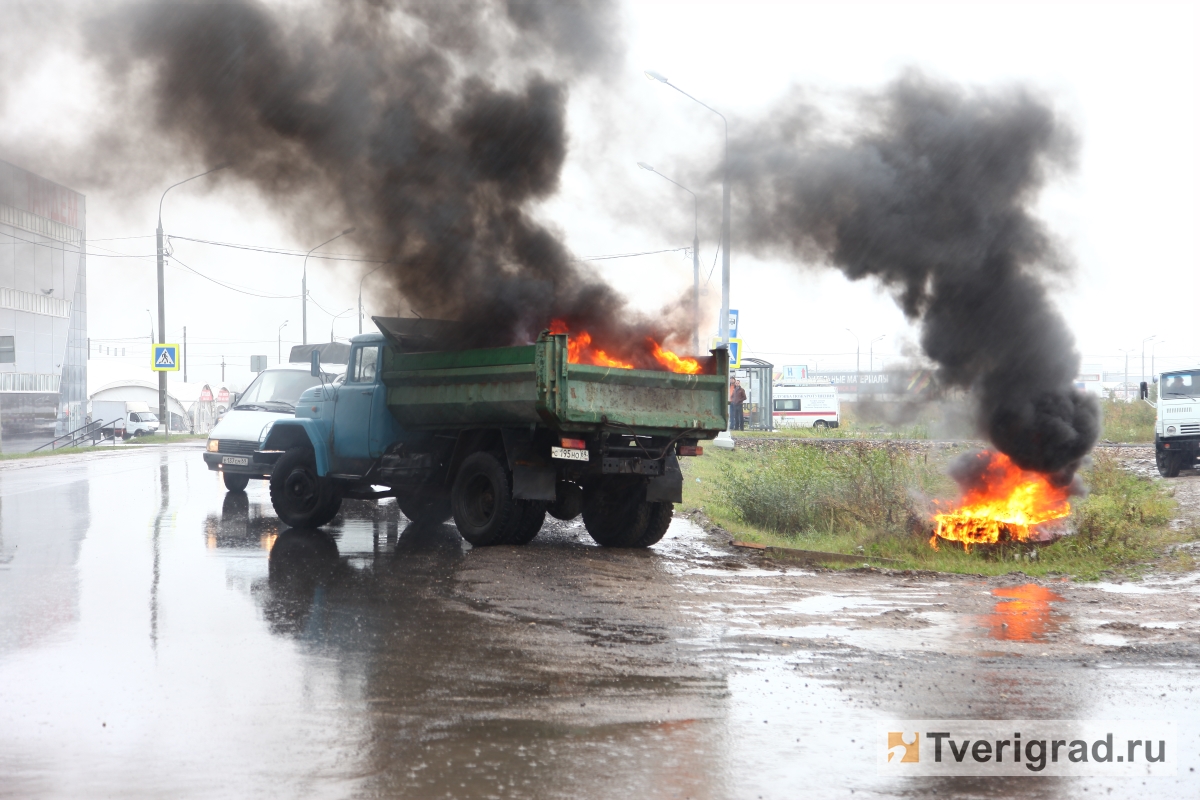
[985,584,1065,642]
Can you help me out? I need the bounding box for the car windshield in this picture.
[235,370,327,411]
[1162,370,1200,398]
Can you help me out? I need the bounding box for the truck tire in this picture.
[397,491,452,525]
[1157,450,1182,478]
[223,472,251,492]
[581,478,671,548]
[505,501,547,545]
[270,448,342,528]
[452,451,521,546]
[547,481,583,521]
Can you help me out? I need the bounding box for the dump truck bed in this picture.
[378,332,729,438]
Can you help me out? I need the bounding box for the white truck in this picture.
[91,400,160,440]
[772,384,840,429]
[1144,369,1200,477]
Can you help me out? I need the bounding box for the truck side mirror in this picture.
[1140,381,1148,399]
[310,350,321,377]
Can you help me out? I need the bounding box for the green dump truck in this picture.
[254,318,729,548]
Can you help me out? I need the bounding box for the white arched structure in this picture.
[89,381,190,433]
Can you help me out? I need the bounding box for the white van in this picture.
[92,400,160,439]
[772,384,840,429]
[203,363,342,492]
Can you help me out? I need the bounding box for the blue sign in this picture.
[152,344,180,372]
[727,309,739,338]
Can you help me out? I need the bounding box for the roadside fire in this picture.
[548,320,702,374]
[930,451,1072,552]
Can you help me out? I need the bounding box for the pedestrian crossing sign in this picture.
[152,344,180,372]
[710,337,743,369]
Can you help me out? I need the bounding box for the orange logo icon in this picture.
[887,732,919,763]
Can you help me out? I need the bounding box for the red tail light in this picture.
[678,445,703,457]
[560,437,587,450]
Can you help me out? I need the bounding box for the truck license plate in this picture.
[551,446,589,462]
[222,456,250,466]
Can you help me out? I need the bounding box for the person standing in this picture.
[730,378,747,431]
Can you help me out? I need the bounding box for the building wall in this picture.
[0,160,86,449]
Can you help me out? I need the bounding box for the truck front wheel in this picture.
[582,478,674,548]
[452,451,521,546]
[1157,449,1182,478]
[270,448,342,528]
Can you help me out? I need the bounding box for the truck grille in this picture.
[1180,424,1200,436]
[217,440,258,455]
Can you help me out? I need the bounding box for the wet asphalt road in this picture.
[2,445,1200,799]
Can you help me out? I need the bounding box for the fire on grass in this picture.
[548,320,703,374]
[930,451,1072,552]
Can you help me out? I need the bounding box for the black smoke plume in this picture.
[732,74,1099,482]
[84,0,695,366]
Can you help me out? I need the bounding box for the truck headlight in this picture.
[1167,426,1177,435]
[207,439,219,452]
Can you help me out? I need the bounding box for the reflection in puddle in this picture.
[986,584,1064,641]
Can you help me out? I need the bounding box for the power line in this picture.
[167,253,299,299]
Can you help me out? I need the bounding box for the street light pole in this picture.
[278,321,288,364]
[1152,339,1167,383]
[331,308,354,343]
[637,162,700,353]
[303,227,356,346]
[869,334,886,372]
[1141,335,1156,387]
[645,71,729,350]
[358,263,385,335]
[845,327,860,373]
[157,163,228,437]
[1118,347,1134,401]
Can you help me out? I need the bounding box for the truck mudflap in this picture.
[645,453,683,504]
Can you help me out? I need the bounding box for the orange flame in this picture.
[930,451,1071,552]
[548,320,700,373]
[650,339,702,374]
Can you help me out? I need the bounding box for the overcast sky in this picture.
[1,0,1196,393]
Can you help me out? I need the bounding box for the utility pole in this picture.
[278,320,288,363]
[221,356,225,383]
[1141,334,1156,387]
[158,164,228,439]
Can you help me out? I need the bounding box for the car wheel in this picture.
[223,472,251,492]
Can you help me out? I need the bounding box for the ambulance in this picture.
[772,384,840,429]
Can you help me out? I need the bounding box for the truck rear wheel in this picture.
[547,481,583,521]
[270,448,342,528]
[506,501,547,545]
[1157,450,1182,478]
[396,491,452,525]
[452,451,521,546]
[581,478,673,548]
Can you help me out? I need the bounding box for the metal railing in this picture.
[31,418,122,452]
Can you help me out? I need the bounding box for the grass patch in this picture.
[682,443,1193,579]
[0,445,104,461]
[1100,397,1155,443]
[121,433,208,445]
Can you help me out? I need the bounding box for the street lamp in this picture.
[303,227,356,345]
[278,321,288,364]
[1118,347,1135,401]
[358,263,386,335]
[845,328,860,374]
[1141,334,1156,387]
[869,335,886,372]
[638,162,700,354]
[330,308,354,343]
[157,163,229,438]
[645,70,730,351]
[1151,339,1167,384]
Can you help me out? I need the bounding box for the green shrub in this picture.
[715,443,944,536]
[1100,397,1155,443]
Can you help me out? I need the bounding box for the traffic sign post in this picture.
[152,344,180,372]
